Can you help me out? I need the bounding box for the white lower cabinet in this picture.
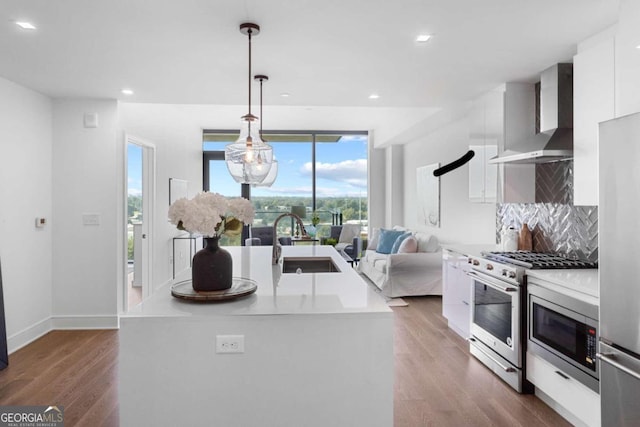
[442,251,472,338]
[527,351,600,427]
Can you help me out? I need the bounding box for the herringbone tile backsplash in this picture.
[535,161,573,204]
[496,161,598,262]
[496,204,598,262]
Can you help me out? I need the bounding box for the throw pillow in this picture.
[338,224,361,244]
[398,235,418,253]
[367,228,380,250]
[414,232,439,252]
[376,229,406,254]
[390,231,412,254]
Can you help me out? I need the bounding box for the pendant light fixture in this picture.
[225,22,275,184]
[253,74,278,187]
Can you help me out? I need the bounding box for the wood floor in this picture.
[0,330,119,427]
[0,297,570,426]
[393,297,570,427]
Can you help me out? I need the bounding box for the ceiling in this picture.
[0,0,620,109]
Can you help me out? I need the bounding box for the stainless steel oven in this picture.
[527,280,599,392]
[466,255,531,393]
[469,270,521,367]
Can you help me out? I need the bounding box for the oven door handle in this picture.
[469,338,516,372]
[467,271,518,293]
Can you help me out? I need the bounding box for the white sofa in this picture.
[357,227,442,298]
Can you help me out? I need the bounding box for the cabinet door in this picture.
[527,351,600,427]
[442,252,472,338]
[442,253,458,319]
[574,36,615,206]
[469,90,500,203]
[469,144,498,203]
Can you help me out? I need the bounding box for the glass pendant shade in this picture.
[252,159,278,187]
[225,116,274,184]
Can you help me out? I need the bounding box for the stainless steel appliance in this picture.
[489,63,574,164]
[467,251,597,393]
[527,280,599,392]
[467,253,529,392]
[599,112,640,426]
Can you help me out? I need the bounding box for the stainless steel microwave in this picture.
[527,281,599,393]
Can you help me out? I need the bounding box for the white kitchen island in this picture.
[119,245,394,427]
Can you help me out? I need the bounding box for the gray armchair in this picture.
[246,226,292,246]
[323,225,362,262]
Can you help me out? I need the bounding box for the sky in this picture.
[128,134,369,199]
[207,134,368,198]
[127,143,142,196]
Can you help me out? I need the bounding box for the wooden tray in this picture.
[171,278,257,302]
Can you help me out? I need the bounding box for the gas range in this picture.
[483,251,598,270]
[468,251,597,283]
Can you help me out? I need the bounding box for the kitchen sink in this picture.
[282,257,341,273]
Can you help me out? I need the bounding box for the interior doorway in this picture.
[125,135,155,311]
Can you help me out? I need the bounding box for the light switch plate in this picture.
[82,213,100,225]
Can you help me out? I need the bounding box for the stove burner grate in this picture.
[484,251,598,269]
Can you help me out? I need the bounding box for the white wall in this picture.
[384,145,404,228]
[51,99,119,327]
[615,0,640,117]
[0,77,53,351]
[402,116,496,245]
[368,137,386,233]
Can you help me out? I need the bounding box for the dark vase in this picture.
[192,237,233,291]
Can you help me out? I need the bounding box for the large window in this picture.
[203,130,368,244]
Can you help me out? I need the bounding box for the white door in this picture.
[125,135,155,310]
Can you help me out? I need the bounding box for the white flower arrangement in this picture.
[168,192,254,237]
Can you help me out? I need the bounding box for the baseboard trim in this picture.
[7,317,53,354]
[7,315,119,355]
[52,315,119,330]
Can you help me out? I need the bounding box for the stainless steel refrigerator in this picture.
[599,112,640,426]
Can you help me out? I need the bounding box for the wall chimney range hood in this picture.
[490,63,573,164]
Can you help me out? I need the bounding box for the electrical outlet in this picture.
[216,335,244,354]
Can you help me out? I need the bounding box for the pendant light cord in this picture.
[248,28,252,117]
[259,78,263,136]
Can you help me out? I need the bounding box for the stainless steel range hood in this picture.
[490,63,573,164]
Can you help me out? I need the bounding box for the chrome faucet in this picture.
[272,213,309,264]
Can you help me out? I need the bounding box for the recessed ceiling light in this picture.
[369,94,380,100]
[636,44,640,49]
[121,89,134,95]
[280,93,290,98]
[16,22,36,30]
[416,34,432,43]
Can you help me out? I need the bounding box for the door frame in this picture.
[123,134,156,310]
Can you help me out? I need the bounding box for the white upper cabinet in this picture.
[573,31,615,206]
[469,90,501,203]
[469,144,498,203]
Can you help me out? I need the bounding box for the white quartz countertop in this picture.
[525,269,599,305]
[442,243,499,258]
[124,245,391,317]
